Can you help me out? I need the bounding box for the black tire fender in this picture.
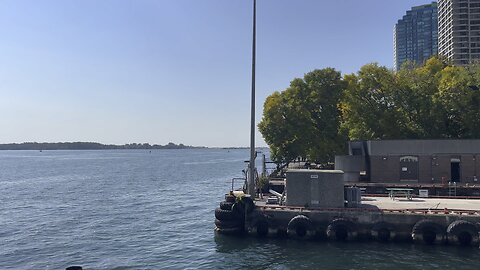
[215,208,237,221]
[411,219,445,245]
[240,196,255,213]
[371,222,396,242]
[447,220,479,246]
[232,202,246,217]
[287,215,314,239]
[215,218,243,229]
[326,218,357,241]
[220,201,234,210]
[215,226,243,235]
[232,196,255,216]
[225,194,236,203]
[249,215,270,237]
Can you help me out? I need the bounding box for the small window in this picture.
[400,156,418,162]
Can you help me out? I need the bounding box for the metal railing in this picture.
[230,177,247,192]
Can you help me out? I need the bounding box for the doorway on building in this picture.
[400,156,419,181]
[451,158,461,182]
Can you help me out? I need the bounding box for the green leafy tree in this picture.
[341,57,453,140]
[259,68,346,164]
[258,91,304,162]
[437,65,480,138]
[394,57,447,138]
[301,69,347,163]
[341,63,407,140]
[260,56,480,164]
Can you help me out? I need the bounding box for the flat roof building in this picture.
[335,140,480,184]
[394,2,438,71]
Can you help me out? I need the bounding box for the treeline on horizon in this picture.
[0,142,205,150]
[259,57,480,164]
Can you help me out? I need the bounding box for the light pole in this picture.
[248,0,257,197]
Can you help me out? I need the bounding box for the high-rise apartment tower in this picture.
[438,0,480,65]
[394,2,438,71]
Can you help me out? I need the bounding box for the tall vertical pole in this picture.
[248,0,256,196]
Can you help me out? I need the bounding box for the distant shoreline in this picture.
[0,142,266,151]
[0,142,206,150]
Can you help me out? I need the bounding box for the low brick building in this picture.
[335,140,480,184]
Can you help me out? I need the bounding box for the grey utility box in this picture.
[286,169,344,208]
[344,187,362,208]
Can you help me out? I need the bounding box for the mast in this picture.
[248,0,256,196]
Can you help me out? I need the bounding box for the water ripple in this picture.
[1,149,479,269]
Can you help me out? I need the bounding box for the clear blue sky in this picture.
[0,0,433,147]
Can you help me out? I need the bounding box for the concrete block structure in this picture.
[335,140,480,184]
[285,169,344,208]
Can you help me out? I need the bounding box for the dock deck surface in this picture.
[362,196,480,211]
[257,195,480,213]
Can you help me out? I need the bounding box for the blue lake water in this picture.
[1,149,479,269]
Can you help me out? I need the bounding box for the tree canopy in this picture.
[259,57,480,164]
[258,68,346,163]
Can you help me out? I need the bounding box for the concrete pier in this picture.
[215,170,480,246]
[243,197,480,245]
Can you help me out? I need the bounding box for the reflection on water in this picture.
[215,231,480,270]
